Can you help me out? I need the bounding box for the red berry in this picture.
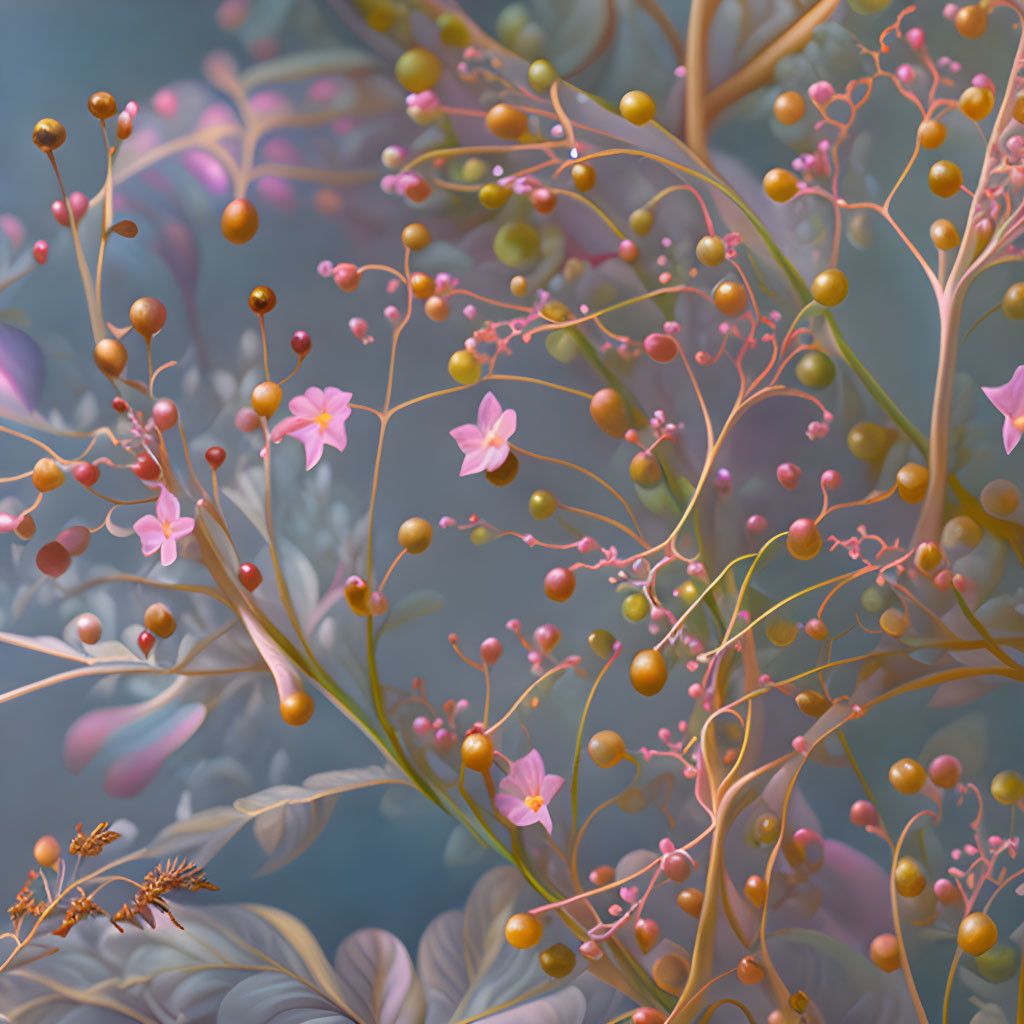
[239,563,263,591]
[152,398,178,431]
[133,452,160,480]
[291,330,312,355]
[137,630,156,655]
[73,462,100,487]
[32,240,48,264]
[205,446,226,470]
[112,397,129,413]
[36,541,71,578]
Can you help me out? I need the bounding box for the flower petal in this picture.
[155,485,180,523]
[449,424,483,454]
[477,391,502,432]
[459,448,492,476]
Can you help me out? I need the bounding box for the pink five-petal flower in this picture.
[133,486,195,566]
[982,365,1024,454]
[449,391,517,476]
[270,386,353,470]
[495,748,563,834]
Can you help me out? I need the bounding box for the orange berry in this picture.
[677,888,703,917]
[773,90,806,125]
[424,295,449,321]
[630,648,668,696]
[588,730,626,768]
[129,296,167,336]
[737,956,764,985]
[786,518,822,560]
[959,86,994,121]
[280,691,314,725]
[221,198,259,244]
[929,160,963,199]
[917,119,946,149]
[251,381,282,418]
[398,517,432,554]
[461,732,494,771]
[401,222,431,250]
[889,757,926,794]
[954,4,986,38]
[88,92,117,120]
[713,280,748,317]
[744,875,766,907]
[589,388,630,438]
[505,912,542,948]
[930,219,960,250]
[32,458,64,492]
[958,912,998,955]
[763,168,799,202]
[485,103,528,140]
[571,163,596,191]
[94,337,127,376]
[811,268,848,306]
[619,90,656,125]
[869,933,901,972]
[410,272,434,299]
[34,834,61,867]
[143,603,176,638]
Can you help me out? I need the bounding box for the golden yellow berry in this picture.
[930,219,960,250]
[252,381,283,418]
[811,268,848,306]
[774,90,806,125]
[847,422,889,460]
[959,86,994,121]
[677,888,703,917]
[394,47,443,93]
[795,690,831,717]
[630,648,668,696]
[896,462,929,502]
[529,489,557,519]
[1001,283,1024,319]
[280,691,314,725]
[571,163,596,191]
[958,912,998,956]
[401,222,431,250]
[485,451,518,486]
[879,608,907,637]
[889,757,927,795]
[397,517,432,555]
[894,857,926,898]
[509,275,528,297]
[763,167,799,202]
[505,912,543,948]
[630,451,661,486]
[744,875,766,907]
[619,90,656,125]
[461,732,494,771]
[629,208,654,235]
[990,769,1024,805]
[695,235,725,266]
[479,183,512,209]
[588,730,626,768]
[527,59,557,92]
[32,118,66,151]
[410,272,434,300]
[539,943,575,978]
[929,160,963,199]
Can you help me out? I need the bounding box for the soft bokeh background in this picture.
[1,6,1022,1019]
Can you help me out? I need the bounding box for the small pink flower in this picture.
[982,365,1024,453]
[270,386,353,469]
[449,391,517,476]
[133,486,195,566]
[495,749,564,833]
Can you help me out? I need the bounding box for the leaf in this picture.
[333,929,425,1024]
[233,764,411,874]
[379,590,443,635]
[109,219,138,238]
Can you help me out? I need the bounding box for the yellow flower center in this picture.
[524,794,544,812]
[315,411,333,433]
[484,429,504,448]
[1013,413,1024,432]
[162,521,172,538]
